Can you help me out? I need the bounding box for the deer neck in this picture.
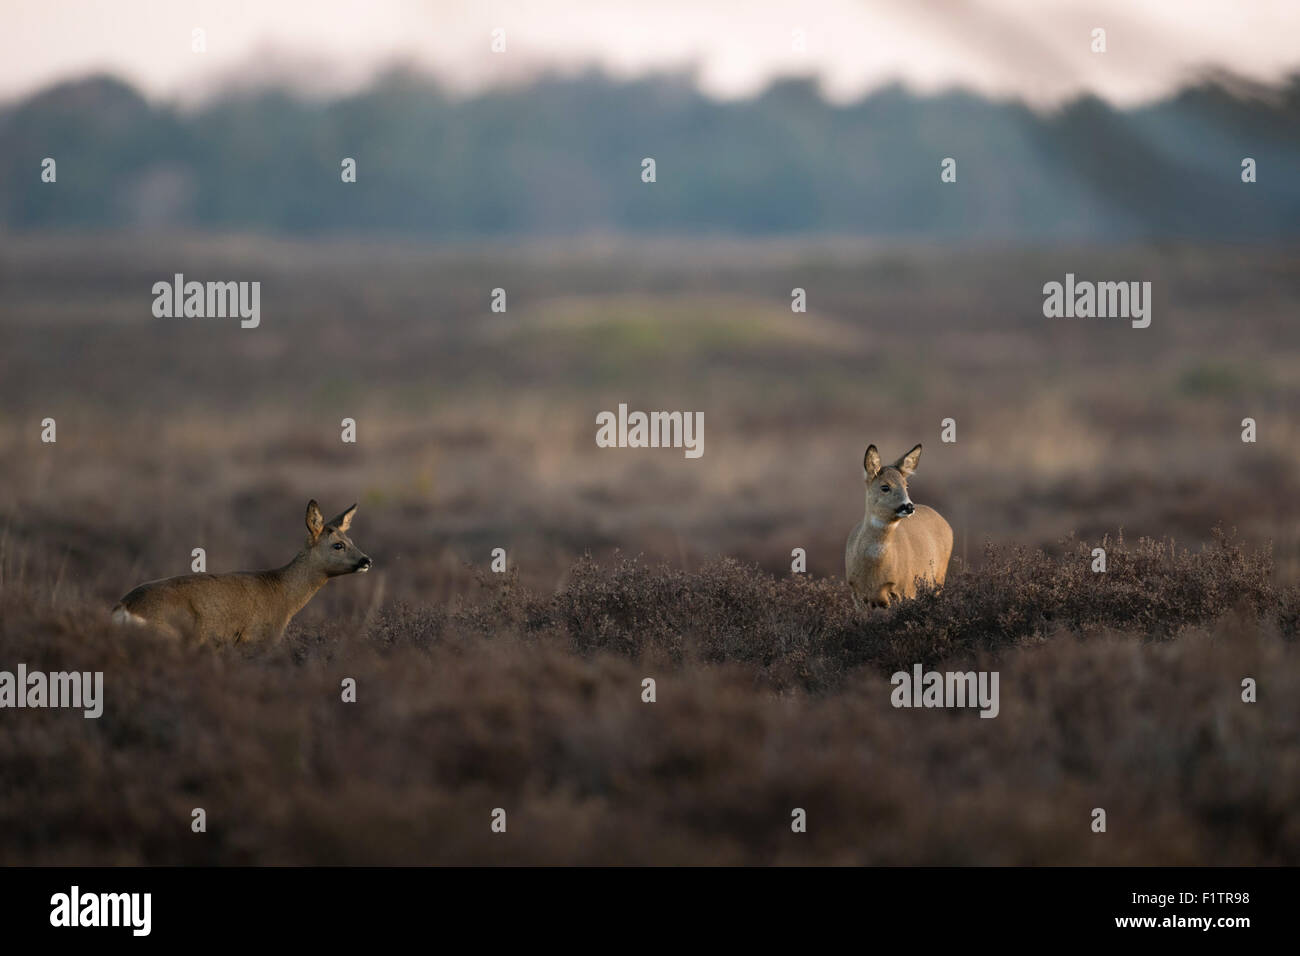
[861,511,899,553]
[271,551,329,616]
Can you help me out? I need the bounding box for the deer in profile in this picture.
[112,500,372,643]
[845,444,952,610]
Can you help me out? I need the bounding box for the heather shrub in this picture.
[418,530,1281,692]
[2,531,1294,864]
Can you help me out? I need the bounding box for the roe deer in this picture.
[112,500,372,643]
[845,443,952,610]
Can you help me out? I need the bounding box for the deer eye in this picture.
[881,484,890,492]
[332,542,345,550]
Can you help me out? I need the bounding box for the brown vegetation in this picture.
[1,236,1297,864]
[1,534,1296,865]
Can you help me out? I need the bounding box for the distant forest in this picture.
[2,69,1297,239]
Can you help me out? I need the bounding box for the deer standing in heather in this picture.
[845,444,952,610]
[112,500,371,643]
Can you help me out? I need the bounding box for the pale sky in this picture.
[3,0,1298,107]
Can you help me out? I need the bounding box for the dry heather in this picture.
[1,532,1297,865]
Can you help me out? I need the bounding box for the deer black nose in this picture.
[356,557,372,571]
[898,503,915,515]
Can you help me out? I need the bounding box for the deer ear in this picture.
[863,445,882,480]
[894,443,922,477]
[305,500,325,541]
[330,503,357,532]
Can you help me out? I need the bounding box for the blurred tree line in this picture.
[2,68,1297,238]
